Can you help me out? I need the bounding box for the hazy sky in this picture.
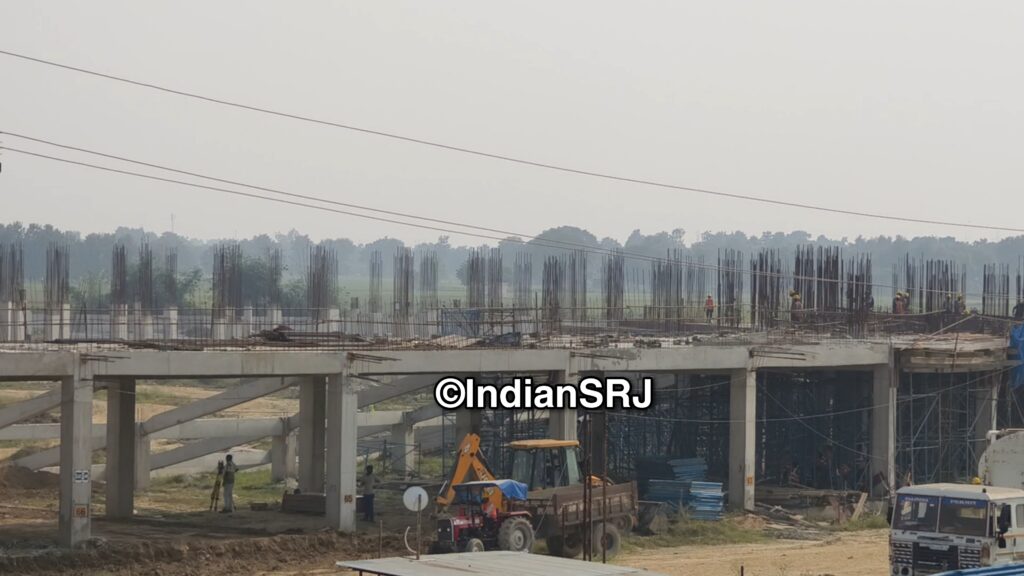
[2,1,1022,246]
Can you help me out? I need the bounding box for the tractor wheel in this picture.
[589,523,622,560]
[464,538,485,553]
[497,517,535,553]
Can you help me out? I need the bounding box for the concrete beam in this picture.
[150,434,269,471]
[349,350,569,376]
[0,351,75,381]
[0,387,61,429]
[728,368,756,511]
[356,374,444,408]
[325,373,357,532]
[58,360,92,548]
[90,351,345,379]
[141,377,295,436]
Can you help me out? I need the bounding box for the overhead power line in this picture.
[1,48,1022,234]
[0,136,1002,298]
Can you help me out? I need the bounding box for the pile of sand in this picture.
[0,466,59,491]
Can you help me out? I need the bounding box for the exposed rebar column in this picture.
[44,243,71,341]
[1,244,24,341]
[750,248,782,331]
[212,243,243,340]
[418,251,438,337]
[393,247,414,338]
[541,255,563,333]
[136,242,155,339]
[266,248,283,329]
[111,244,129,340]
[603,250,625,326]
[465,249,486,309]
[163,249,179,339]
[486,248,503,332]
[306,244,338,334]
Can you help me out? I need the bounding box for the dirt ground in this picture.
[0,382,890,575]
[620,530,888,576]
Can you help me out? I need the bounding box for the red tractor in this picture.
[432,479,535,553]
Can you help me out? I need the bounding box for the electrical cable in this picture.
[1,48,1022,234]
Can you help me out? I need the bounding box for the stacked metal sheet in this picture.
[668,457,708,482]
[645,479,690,510]
[687,481,724,521]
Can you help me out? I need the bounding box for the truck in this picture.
[434,434,638,559]
[890,430,1024,576]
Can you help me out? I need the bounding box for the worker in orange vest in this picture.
[705,295,715,324]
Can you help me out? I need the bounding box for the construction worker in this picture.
[704,295,714,323]
[221,454,237,513]
[361,464,377,522]
[1013,300,1024,321]
[956,294,966,315]
[790,290,803,323]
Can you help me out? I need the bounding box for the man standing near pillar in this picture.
[221,454,237,513]
[361,464,377,522]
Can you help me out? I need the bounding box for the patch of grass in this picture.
[419,455,444,479]
[145,468,287,510]
[835,514,888,531]
[622,515,766,551]
[134,387,197,407]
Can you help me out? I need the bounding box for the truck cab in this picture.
[890,483,1024,576]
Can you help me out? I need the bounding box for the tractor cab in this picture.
[433,479,535,554]
[508,439,582,492]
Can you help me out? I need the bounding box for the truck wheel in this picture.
[590,523,622,560]
[613,514,635,533]
[550,532,583,558]
[497,517,535,553]
[464,538,485,552]
[545,536,564,556]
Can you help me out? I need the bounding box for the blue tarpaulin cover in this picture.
[454,479,529,502]
[1011,323,1024,389]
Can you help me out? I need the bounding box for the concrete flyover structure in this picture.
[0,333,1012,548]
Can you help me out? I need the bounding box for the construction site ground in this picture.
[1,382,891,575]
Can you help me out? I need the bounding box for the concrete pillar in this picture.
[325,372,358,532]
[267,307,283,329]
[213,314,228,341]
[165,307,178,340]
[1,301,10,342]
[454,409,483,439]
[134,427,151,491]
[549,370,578,441]
[390,418,417,478]
[871,362,896,497]
[298,377,326,493]
[59,361,93,548]
[112,304,128,340]
[728,368,756,511]
[328,308,340,333]
[271,427,298,482]
[975,372,1000,454]
[105,379,136,518]
[238,306,253,339]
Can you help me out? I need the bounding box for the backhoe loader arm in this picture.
[436,433,497,507]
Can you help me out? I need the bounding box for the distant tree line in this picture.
[3,221,1023,307]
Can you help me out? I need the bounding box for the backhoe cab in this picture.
[508,439,582,492]
[437,434,595,512]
